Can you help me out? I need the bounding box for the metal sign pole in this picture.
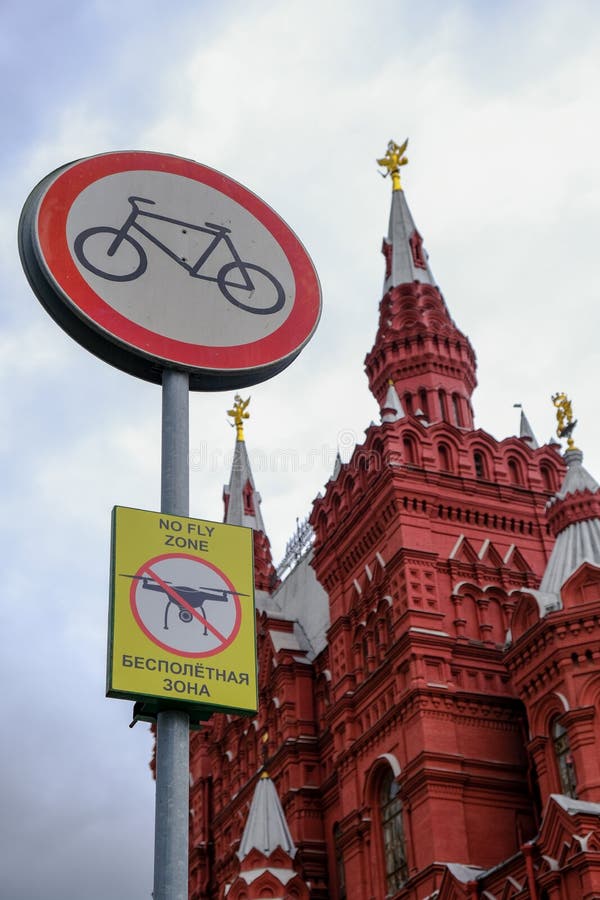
[20,148,321,900]
[154,369,190,900]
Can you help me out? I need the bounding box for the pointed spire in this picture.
[237,772,296,860]
[332,450,342,479]
[377,139,435,292]
[365,144,477,427]
[223,439,266,532]
[382,185,436,293]
[514,404,539,448]
[381,379,405,423]
[223,396,278,594]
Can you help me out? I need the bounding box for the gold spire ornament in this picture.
[261,731,270,767]
[552,392,578,450]
[377,138,409,191]
[227,394,250,441]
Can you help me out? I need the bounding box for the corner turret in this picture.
[366,140,477,428]
[506,396,600,813]
[225,772,309,900]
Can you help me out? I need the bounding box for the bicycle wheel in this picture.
[73,226,147,282]
[217,262,285,315]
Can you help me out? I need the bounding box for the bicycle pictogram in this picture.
[73,196,286,315]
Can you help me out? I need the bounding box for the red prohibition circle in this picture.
[34,152,321,373]
[129,552,243,658]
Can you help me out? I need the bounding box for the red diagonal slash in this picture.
[143,565,228,644]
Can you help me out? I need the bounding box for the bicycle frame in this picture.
[109,196,250,287]
[74,193,285,314]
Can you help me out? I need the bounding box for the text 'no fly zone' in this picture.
[160,517,215,551]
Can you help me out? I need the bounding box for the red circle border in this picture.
[35,152,321,372]
[130,551,243,659]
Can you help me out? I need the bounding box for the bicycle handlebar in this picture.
[128,195,156,207]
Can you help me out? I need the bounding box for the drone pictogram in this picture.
[126,553,246,657]
[121,572,249,633]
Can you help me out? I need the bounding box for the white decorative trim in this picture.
[553,691,570,712]
[478,539,490,560]
[449,534,466,559]
[376,752,402,778]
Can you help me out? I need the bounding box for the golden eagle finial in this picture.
[377,138,409,191]
[227,394,250,442]
[552,392,578,451]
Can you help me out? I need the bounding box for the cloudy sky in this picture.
[1,1,599,897]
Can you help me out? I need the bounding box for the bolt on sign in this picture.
[108,506,257,716]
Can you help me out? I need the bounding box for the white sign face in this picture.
[66,171,295,347]
[19,152,321,390]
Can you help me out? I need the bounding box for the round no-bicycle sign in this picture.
[19,151,321,390]
[129,553,244,658]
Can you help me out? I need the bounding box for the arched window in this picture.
[380,769,408,892]
[402,434,420,466]
[418,388,429,419]
[376,612,391,658]
[507,457,522,485]
[409,230,426,269]
[540,464,554,492]
[243,479,255,515]
[438,443,451,472]
[438,389,448,422]
[362,631,370,673]
[403,436,416,465]
[334,824,346,900]
[473,450,487,479]
[552,719,577,798]
[404,392,413,415]
[451,393,462,426]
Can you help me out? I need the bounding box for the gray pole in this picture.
[154,369,191,900]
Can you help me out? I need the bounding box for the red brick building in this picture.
[189,150,600,900]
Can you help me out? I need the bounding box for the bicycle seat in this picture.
[204,221,231,233]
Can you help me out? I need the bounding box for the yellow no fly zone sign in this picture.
[108,506,257,716]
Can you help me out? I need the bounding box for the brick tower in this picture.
[307,140,563,897]
[188,143,600,900]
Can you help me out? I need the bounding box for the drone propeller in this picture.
[120,575,248,596]
[119,573,173,584]
[194,585,250,597]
